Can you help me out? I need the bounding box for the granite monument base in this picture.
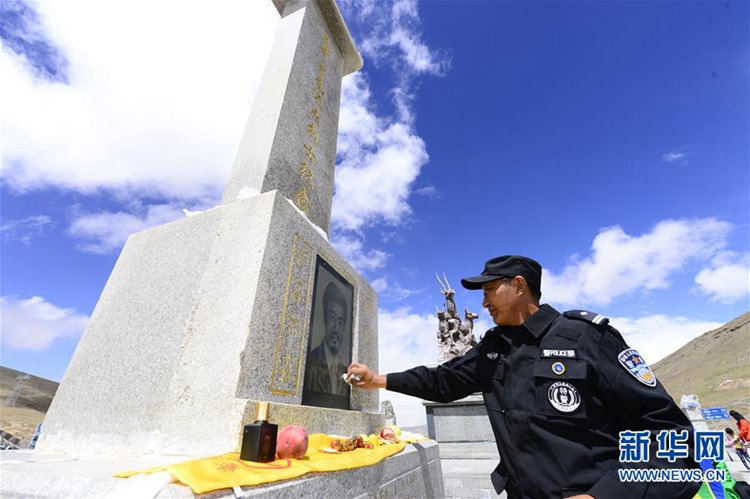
[37,190,380,458]
[0,442,444,498]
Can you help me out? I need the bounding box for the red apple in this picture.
[380,427,396,439]
[276,425,309,459]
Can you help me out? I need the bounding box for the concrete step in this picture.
[438,441,499,460]
[440,457,505,499]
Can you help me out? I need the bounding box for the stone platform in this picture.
[0,441,443,498]
[423,394,493,443]
[423,394,503,498]
[439,442,503,499]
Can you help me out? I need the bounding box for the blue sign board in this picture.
[28,423,42,449]
[701,407,730,421]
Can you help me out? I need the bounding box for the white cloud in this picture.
[390,27,446,76]
[68,203,200,254]
[335,120,425,228]
[661,149,691,164]
[332,73,428,233]
[0,296,89,351]
[336,73,379,157]
[344,0,448,78]
[330,233,390,273]
[343,0,448,127]
[415,185,438,198]
[543,218,733,306]
[0,215,53,244]
[2,1,439,262]
[371,277,388,293]
[1,1,278,200]
[610,314,723,364]
[330,0,444,250]
[368,276,421,301]
[694,251,750,304]
[380,231,403,244]
[376,308,437,428]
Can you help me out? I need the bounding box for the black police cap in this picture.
[460,255,542,294]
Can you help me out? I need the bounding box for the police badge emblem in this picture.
[617,348,657,387]
[548,381,581,413]
[551,362,566,375]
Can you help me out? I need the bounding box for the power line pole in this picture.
[6,374,31,407]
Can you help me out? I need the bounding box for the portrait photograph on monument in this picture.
[302,255,354,410]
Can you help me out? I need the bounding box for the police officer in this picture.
[347,255,701,499]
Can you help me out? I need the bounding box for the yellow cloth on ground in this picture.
[115,434,406,494]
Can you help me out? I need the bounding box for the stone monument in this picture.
[3,2,445,496]
[36,0,381,458]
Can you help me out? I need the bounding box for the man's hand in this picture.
[566,495,595,499]
[347,363,386,390]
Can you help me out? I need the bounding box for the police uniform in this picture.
[386,304,701,499]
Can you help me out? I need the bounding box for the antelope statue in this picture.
[435,273,480,361]
[436,272,457,318]
[458,308,479,348]
[436,307,454,363]
[436,308,449,341]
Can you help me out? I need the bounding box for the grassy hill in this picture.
[652,311,750,430]
[0,366,59,442]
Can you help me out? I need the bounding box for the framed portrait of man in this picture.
[301,256,354,410]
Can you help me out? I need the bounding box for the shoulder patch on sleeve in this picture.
[617,348,657,387]
[563,309,609,326]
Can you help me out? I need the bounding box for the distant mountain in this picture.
[652,312,750,428]
[0,366,59,442]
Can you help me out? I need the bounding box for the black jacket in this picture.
[386,304,701,499]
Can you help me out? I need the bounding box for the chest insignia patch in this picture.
[541,349,576,359]
[487,352,499,360]
[618,348,657,387]
[551,362,565,375]
[547,381,581,413]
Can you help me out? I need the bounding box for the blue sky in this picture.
[1,0,748,428]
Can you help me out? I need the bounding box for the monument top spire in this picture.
[272,0,363,75]
[221,0,364,233]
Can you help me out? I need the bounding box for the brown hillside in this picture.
[652,312,750,429]
[0,366,59,441]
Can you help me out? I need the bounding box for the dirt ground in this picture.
[0,406,45,444]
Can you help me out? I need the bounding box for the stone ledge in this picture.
[438,442,499,460]
[1,441,443,499]
[422,394,485,407]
